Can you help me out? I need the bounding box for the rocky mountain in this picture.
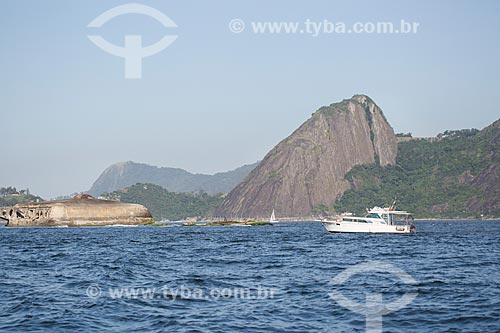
[87,161,258,197]
[335,119,500,218]
[215,95,397,218]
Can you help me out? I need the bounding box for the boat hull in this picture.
[322,221,416,234]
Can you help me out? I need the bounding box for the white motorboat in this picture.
[321,206,416,234]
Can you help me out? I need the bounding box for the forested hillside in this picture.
[334,120,500,218]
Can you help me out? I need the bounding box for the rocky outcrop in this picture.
[2,194,153,227]
[215,95,397,218]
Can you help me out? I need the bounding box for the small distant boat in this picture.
[320,205,416,234]
[269,209,279,224]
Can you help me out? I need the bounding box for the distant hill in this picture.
[102,183,223,221]
[335,120,500,218]
[88,161,259,197]
[216,95,397,218]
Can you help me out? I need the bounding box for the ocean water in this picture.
[0,221,499,332]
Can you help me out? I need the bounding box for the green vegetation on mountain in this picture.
[0,187,44,206]
[102,183,223,221]
[334,122,500,218]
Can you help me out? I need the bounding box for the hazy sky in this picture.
[1,0,499,198]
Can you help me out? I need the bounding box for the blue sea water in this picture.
[0,221,499,333]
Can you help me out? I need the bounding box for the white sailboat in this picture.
[269,209,278,223]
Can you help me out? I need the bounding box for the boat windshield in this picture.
[367,213,380,219]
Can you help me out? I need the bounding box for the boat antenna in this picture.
[390,198,397,211]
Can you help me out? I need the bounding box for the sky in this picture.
[1,0,499,198]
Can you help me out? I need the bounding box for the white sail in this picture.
[270,209,277,223]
